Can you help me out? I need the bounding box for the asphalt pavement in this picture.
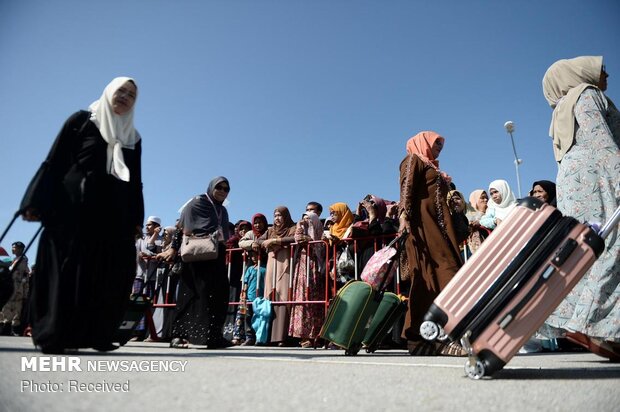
[1,336,619,412]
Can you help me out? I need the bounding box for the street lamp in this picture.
[504,121,523,198]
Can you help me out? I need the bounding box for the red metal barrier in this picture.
[151,232,401,311]
[229,240,331,315]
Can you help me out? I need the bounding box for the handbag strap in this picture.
[204,194,223,227]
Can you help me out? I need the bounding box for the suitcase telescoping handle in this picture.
[1,210,42,273]
[498,205,620,330]
[598,204,620,240]
[0,212,19,246]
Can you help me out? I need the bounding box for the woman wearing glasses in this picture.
[169,176,232,349]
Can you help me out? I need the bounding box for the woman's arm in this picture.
[238,231,256,250]
[575,88,617,147]
[20,111,90,223]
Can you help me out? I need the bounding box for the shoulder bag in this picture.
[180,232,219,262]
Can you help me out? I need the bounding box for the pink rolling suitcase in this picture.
[420,197,620,379]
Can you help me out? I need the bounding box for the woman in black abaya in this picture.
[20,77,144,353]
[169,177,232,349]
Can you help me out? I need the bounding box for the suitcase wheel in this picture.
[419,320,441,341]
[464,358,486,380]
[437,327,448,342]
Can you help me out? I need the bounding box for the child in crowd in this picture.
[232,250,266,346]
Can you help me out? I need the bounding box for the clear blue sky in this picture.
[1,0,619,258]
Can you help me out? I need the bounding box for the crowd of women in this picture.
[13,55,619,361]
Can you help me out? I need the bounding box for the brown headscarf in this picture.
[269,206,296,238]
[542,56,604,161]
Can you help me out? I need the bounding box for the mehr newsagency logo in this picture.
[19,356,187,393]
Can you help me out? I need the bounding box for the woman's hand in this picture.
[360,199,377,221]
[21,208,41,222]
[262,239,279,250]
[398,210,410,234]
[157,248,177,263]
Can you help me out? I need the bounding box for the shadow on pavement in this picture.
[493,366,620,380]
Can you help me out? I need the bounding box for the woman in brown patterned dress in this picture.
[398,131,464,356]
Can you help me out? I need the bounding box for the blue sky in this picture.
[1,0,618,258]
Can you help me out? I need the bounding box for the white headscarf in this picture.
[488,179,517,221]
[88,76,140,181]
[542,56,603,162]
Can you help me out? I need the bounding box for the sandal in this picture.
[436,341,467,357]
[300,340,313,348]
[170,338,189,349]
[407,340,439,356]
[565,332,620,362]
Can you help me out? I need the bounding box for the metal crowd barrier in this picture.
[151,232,403,311]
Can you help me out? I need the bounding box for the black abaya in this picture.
[20,110,144,351]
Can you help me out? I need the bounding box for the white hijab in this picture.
[488,179,517,221]
[88,77,140,181]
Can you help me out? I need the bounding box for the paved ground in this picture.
[1,336,619,412]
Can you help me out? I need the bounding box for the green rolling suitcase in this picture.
[319,280,380,355]
[362,292,407,353]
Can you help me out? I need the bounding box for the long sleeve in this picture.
[399,154,425,217]
[575,88,618,148]
[19,111,90,225]
[238,231,256,250]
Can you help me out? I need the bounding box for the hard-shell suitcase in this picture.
[319,280,380,355]
[113,295,154,345]
[319,232,407,355]
[362,292,407,353]
[420,197,619,379]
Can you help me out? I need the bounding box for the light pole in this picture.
[504,121,523,198]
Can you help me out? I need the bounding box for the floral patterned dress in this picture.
[288,245,325,341]
[544,88,620,340]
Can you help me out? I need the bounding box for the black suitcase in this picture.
[113,294,154,345]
